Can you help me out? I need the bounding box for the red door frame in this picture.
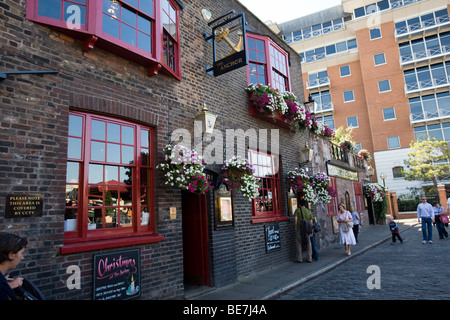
[182,192,210,286]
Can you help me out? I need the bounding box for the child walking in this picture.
[388,216,403,244]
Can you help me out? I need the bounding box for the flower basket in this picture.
[157,144,212,194]
[221,156,260,200]
[357,149,372,162]
[286,168,317,204]
[309,172,336,204]
[363,183,385,202]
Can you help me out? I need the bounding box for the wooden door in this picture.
[182,191,210,286]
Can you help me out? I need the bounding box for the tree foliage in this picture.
[403,137,450,187]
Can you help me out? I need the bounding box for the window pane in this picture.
[38,0,62,19]
[91,141,106,161]
[107,123,120,143]
[140,0,154,17]
[64,2,86,26]
[378,79,391,92]
[107,143,121,163]
[383,107,396,120]
[103,13,120,38]
[69,115,83,137]
[138,15,151,33]
[138,32,151,53]
[387,136,400,149]
[66,162,79,183]
[122,146,134,164]
[141,130,149,148]
[68,137,82,159]
[92,120,106,140]
[105,165,118,182]
[121,6,136,28]
[122,126,134,144]
[89,164,104,184]
[374,53,386,65]
[121,23,137,46]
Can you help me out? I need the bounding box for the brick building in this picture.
[0,0,368,300]
[272,0,450,195]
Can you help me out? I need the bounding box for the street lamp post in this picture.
[380,173,387,187]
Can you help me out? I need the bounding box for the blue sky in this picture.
[238,0,343,23]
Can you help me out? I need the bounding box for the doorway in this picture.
[182,191,210,286]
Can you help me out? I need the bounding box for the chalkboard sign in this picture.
[93,249,140,300]
[264,223,281,253]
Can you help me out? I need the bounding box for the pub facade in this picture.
[0,0,368,299]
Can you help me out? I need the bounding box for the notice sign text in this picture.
[5,194,43,218]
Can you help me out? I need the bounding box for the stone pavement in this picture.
[186,219,418,300]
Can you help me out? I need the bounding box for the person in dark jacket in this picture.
[0,233,28,300]
[388,216,403,244]
[294,200,313,263]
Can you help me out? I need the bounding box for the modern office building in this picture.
[270,0,450,195]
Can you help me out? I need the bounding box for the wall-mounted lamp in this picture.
[300,142,313,165]
[304,94,315,114]
[201,9,212,22]
[194,103,217,134]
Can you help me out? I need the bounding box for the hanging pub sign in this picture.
[204,10,248,77]
[93,249,141,300]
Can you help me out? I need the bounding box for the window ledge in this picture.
[251,216,289,224]
[60,234,164,255]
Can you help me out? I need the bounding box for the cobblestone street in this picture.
[278,223,450,300]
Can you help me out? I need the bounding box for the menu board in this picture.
[265,223,281,253]
[93,249,140,300]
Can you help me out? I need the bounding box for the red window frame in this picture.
[247,34,291,91]
[26,0,181,79]
[61,111,162,254]
[248,149,288,223]
[327,177,338,216]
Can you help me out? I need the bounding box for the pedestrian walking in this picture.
[432,201,449,240]
[387,215,403,244]
[337,204,356,256]
[417,196,435,244]
[0,233,28,300]
[349,206,360,243]
[311,216,321,261]
[294,200,313,263]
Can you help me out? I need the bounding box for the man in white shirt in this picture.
[447,197,450,213]
[417,196,435,244]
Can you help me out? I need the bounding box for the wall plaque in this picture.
[5,194,43,218]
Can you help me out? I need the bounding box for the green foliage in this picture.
[403,136,450,187]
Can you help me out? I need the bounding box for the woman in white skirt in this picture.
[337,204,356,256]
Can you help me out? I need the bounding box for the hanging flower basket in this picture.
[358,149,372,162]
[309,172,337,204]
[363,183,385,202]
[286,168,317,204]
[221,156,260,200]
[339,139,356,152]
[157,144,212,194]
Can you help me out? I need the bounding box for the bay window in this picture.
[248,150,286,223]
[247,34,290,91]
[27,0,181,78]
[62,111,161,254]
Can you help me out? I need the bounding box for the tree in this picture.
[403,137,450,188]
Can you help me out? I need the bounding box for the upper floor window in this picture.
[374,53,386,66]
[340,65,351,77]
[370,28,382,40]
[63,111,160,254]
[247,34,290,91]
[27,0,181,79]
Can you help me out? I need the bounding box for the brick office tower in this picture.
[271,0,450,196]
